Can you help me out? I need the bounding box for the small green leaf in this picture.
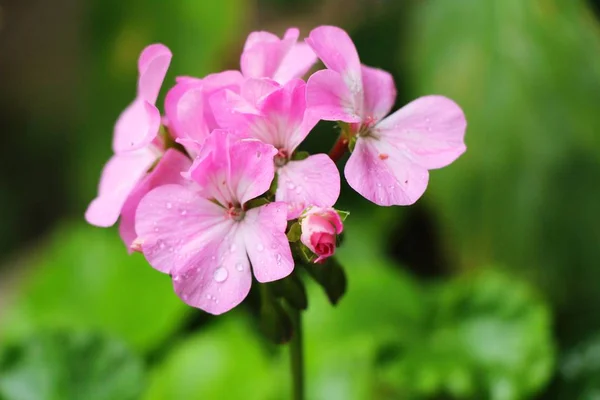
[336,210,350,221]
[259,286,293,344]
[292,151,310,161]
[303,258,348,305]
[0,330,145,400]
[286,222,302,242]
[269,273,308,311]
[244,197,270,210]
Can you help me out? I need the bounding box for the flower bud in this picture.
[300,207,344,263]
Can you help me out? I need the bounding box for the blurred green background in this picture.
[1,0,599,398]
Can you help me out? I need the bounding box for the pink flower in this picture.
[300,207,344,263]
[241,28,317,84]
[306,26,467,206]
[211,78,340,219]
[135,131,294,314]
[86,44,172,227]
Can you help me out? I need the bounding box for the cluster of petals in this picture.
[85,25,467,314]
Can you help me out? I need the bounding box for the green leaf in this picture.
[558,333,600,398]
[336,210,350,222]
[292,151,310,161]
[0,221,188,352]
[260,286,294,344]
[303,258,347,306]
[144,315,284,400]
[286,222,302,242]
[0,330,145,400]
[269,273,308,311]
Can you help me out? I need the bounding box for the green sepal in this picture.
[336,210,350,221]
[286,222,302,242]
[244,197,270,210]
[259,286,293,344]
[292,151,310,161]
[303,257,347,305]
[268,273,308,311]
[348,135,357,152]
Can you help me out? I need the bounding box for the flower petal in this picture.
[112,97,161,153]
[241,29,296,80]
[119,149,191,251]
[273,42,317,84]
[374,96,467,169]
[164,82,210,143]
[242,202,294,282]
[85,147,157,227]
[345,137,429,206]
[137,44,172,105]
[306,69,361,123]
[306,26,361,80]
[361,65,396,123]
[276,154,340,219]
[135,183,230,274]
[172,227,252,315]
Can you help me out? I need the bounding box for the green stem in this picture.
[289,307,305,400]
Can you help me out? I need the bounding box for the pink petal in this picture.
[306,69,361,123]
[243,31,281,52]
[137,44,172,105]
[112,97,162,154]
[276,155,340,219]
[345,136,429,206]
[189,131,277,206]
[306,26,362,89]
[135,183,231,274]
[273,42,317,84]
[361,65,396,123]
[200,70,245,129]
[172,227,252,315]
[119,149,191,251]
[164,81,210,143]
[241,29,296,80]
[210,88,261,133]
[375,95,467,169]
[85,147,158,227]
[242,202,294,282]
[240,78,280,108]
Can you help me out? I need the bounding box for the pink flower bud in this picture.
[300,207,344,263]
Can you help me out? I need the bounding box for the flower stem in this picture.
[289,306,305,400]
[328,134,349,163]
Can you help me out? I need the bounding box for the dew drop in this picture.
[303,175,309,181]
[206,294,212,300]
[257,243,264,251]
[230,244,237,252]
[159,241,166,249]
[377,183,382,187]
[180,210,187,216]
[276,253,282,265]
[287,182,295,190]
[295,186,302,194]
[166,202,173,209]
[154,227,159,232]
[236,262,244,271]
[213,267,228,283]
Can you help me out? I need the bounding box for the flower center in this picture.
[274,148,289,167]
[227,204,245,221]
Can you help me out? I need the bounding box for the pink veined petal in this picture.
[273,42,317,84]
[119,149,191,252]
[276,154,341,219]
[135,183,231,274]
[201,70,245,129]
[361,64,397,123]
[173,225,252,315]
[306,26,362,87]
[164,82,210,143]
[113,97,162,153]
[240,78,280,108]
[374,95,467,169]
[241,30,297,80]
[175,76,202,85]
[210,89,261,133]
[137,43,172,105]
[242,202,294,282]
[306,69,361,123]
[243,31,280,52]
[345,136,429,206]
[85,147,158,227]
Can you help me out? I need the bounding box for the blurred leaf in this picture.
[303,258,347,306]
[269,273,308,311]
[0,221,188,352]
[559,333,600,398]
[143,315,285,400]
[377,269,555,400]
[0,330,145,400]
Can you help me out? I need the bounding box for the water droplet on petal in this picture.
[180,210,187,216]
[236,262,244,271]
[287,182,295,190]
[303,175,308,181]
[166,202,172,209]
[276,253,282,265]
[206,294,212,300]
[230,244,236,252]
[257,243,264,251]
[159,241,165,249]
[377,183,382,187]
[213,267,228,283]
[295,186,302,194]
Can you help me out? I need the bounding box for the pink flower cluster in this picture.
[85,26,466,314]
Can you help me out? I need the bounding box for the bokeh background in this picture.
[1,0,600,398]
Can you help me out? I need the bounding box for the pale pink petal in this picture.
[85,147,157,227]
[164,82,210,143]
[243,31,280,52]
[175,76,202,85]
[361,65,396,123]
[276,155,340,219]
[241,29,296,80]
[201,70,245,129]
[210,89,261,133]
[345,137,429,206]
[112,97,162,153]
[242,202,294,282]
[135,183,231,274]
[240,78,280,108]
[273,42,317,84]
[137,44,172,105]
[306,69,361,123]
[306,26,362,86]
[173,227,252,315]
[119,149,191,251]
[375,95,467,169]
